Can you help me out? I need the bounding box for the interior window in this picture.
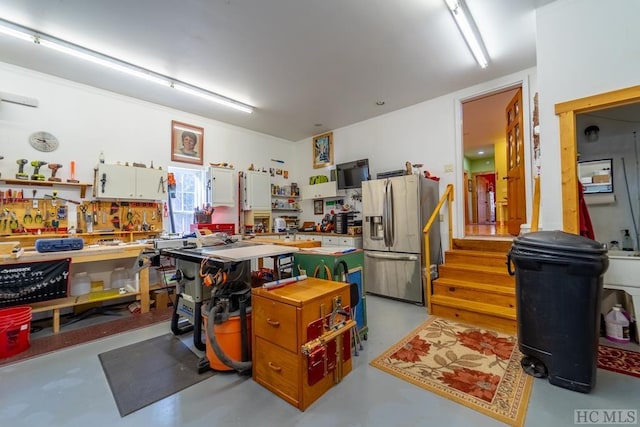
[167,166,206,235]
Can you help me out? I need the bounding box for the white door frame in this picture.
[451,71,535,238]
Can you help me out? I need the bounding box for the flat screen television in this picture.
[336,159,370,190]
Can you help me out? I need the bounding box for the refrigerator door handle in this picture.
[383,180,393,247]
[365,252,418,261]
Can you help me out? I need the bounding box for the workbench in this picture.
[0,244,152,333]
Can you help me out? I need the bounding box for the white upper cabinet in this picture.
[243,170,271,210]
[300,181,337,199]
[208,167,236,206]
[96,164,166,200]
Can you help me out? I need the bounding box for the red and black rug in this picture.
[597,345,640,378]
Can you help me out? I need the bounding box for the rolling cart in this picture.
[293,249,367,340]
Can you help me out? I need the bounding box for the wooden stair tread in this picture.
[433,277,516,295]
[430,295,517,320]
[446,249,509,258]
[452,238,514,253]
[439,262,512,275]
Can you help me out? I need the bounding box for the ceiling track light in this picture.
[0,18,254,114]
[444,0,489,69]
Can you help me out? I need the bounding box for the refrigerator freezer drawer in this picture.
[364,251,423,304]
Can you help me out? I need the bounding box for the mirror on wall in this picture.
[578,158,613,194]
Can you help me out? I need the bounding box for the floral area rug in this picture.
[597,344,640,378]
[371,316,532,427]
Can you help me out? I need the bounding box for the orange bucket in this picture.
[0,306,32,359]
[203,312,251,371]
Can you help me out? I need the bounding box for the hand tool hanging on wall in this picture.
[23,207,33,224]
[9,211,18,230]
[44,191,81,205]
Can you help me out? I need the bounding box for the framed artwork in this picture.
[171,120,204,165]
[312,131,333,168]
[313,199,324,215]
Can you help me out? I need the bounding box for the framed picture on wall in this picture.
[312,131,333,168]
[171,120,204,165]
[314,199,324,215]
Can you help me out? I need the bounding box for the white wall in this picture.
[295,68,538,248]
[536,0,640,231]
[0,62,299,230]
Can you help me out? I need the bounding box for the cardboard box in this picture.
[580,177,592,184]
[152,290,170,309]
[592,174,610,184]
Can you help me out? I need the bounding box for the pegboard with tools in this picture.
[0,189,70,234]
[77,200,164,233]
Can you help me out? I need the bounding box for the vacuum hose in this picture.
[206,300,252,374]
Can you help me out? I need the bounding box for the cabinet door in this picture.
[322,235,339,246]
[301,181,337,199]
[96,164,136,199]
[135,167,167,200]
[244,171,271,210]
[209,167,236,206]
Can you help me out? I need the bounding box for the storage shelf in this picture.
[271,194,299,198]
[0,178,93,198]
[272,208,301,212]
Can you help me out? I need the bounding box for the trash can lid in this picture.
[512,230,606,256]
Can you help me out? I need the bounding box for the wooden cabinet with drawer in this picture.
[252,277,352,411]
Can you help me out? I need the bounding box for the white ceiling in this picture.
[0,0,554,143]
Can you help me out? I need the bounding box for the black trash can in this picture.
[507,230,608,393]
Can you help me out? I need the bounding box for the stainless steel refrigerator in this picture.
[362,174,441,304]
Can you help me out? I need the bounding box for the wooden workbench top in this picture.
[0,243,149,265]
[249,236,322,248]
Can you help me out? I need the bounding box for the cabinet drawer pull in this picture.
[266,318,280,327]
[268,362,282,371]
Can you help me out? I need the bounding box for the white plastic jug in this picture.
[70,272,91,296]
[604,304,631,343]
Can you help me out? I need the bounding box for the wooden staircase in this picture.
[430,238,517,334]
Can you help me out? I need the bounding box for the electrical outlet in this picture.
[444,164,454,173]
[439,214,444,222]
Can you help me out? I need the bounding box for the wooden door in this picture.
[476,175,489,224]
[505,88,526,235]
[464,171,470,225]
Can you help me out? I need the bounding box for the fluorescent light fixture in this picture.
[0,18,254,113]
[444,0,489,69]
[173,83,254,114]
[478,150,484,155]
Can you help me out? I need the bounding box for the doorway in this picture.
[557,86,640,235]
[461,87,520,237]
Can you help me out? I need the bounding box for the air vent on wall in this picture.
[0,91,39,107]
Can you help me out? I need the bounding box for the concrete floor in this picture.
[0,295,638,427]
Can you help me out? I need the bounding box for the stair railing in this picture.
[422,183,454,313]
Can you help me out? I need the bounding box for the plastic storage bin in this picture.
[508,230,608,393]
[111,267,130,290]
[70,272,91,296]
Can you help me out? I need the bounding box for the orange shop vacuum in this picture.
[198,279,252,375]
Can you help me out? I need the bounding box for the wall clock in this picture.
[29,131,59,152]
